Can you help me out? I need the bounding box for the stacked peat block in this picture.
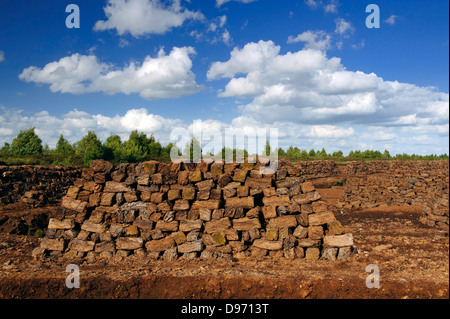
[420,194,449,230]
[0,165,81,207]
[338,161,449,211]
[33,159,355,261]
[341,161,391,176]
[293,161,338,179]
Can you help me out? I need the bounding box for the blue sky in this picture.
[0,0,448,155]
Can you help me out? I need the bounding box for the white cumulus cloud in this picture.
[19,47,202,100]
[216,0,257,8]
[192,15,231,46]
[385,15,399,26]
[94,0,204,37]
[288,30,332,51]
[207,40,449,136]
[334,17,354,36]
[0,104,448,156]
[0,107,185,148]
[305,0,339,13]
[207,40,281,80]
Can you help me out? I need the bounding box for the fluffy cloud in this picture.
[385,15,399,26]
[334,17,354,36]
[0,107,184,148]
[208,15,227,32]
[288,30,332,51]
[289,18,354,51]
[0,105,448,156]
[191,15,232,46]
[19,47,202,100]
[304,0,319,9]
[94,0,204,37]
[216,0,257,8]
[300,124,354,139]
[323,2,338,13]
[288,23,355,51]
[222,29,232,46]
[0,105,355,154]
[305,0,339,13]
[207,40,449,144]
[0,50,4,62]
[361,127,397,142]
[208,40,282,80]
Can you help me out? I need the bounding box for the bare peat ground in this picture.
[0,188,448,300]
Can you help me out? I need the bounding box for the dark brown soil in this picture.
[1,198,448,300]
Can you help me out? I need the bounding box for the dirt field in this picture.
[0,186,448,300]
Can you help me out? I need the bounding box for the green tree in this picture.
[184,136,202,161]
[221,146,234,162]
[75,131,104,164]
[43,144,51,156]
[263,139,271,156]
[55,134,75,157]
[124,131,148,162]
[300,149,309,159]
[286,146,300,159]
[161,143,180,161]
[148,140,162,158]
[123,131,162,162]
[308,149,316,157]
[350,150,362,158]
[318,148,327,157]
[104,134,125,163]
[278,147,287,157]
[10,128,43,156]
[332,151,344,157]
[234,148,248,161]
[0,142,10,155]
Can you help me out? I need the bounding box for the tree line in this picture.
[277,147,448,161]
[0,128,176,166]
[0,128,448,167]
